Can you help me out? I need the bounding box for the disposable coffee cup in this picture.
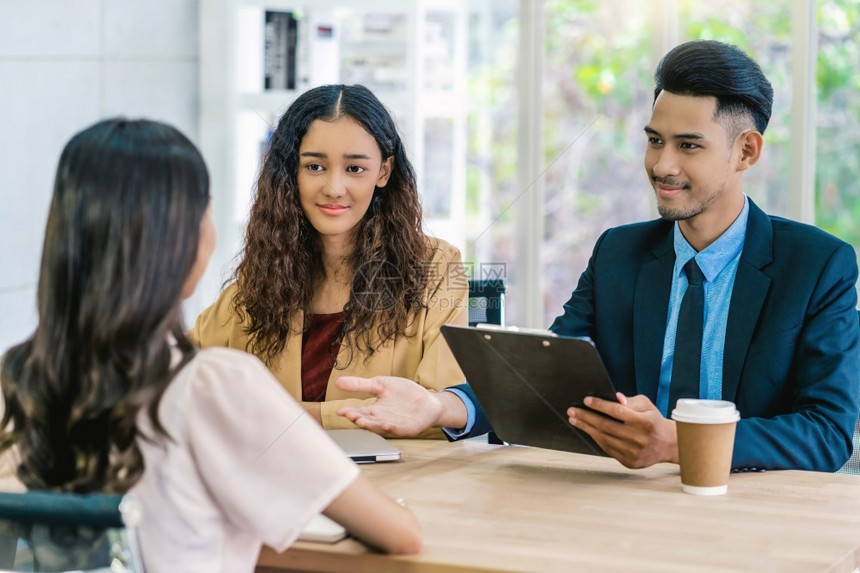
[671,399,740,496]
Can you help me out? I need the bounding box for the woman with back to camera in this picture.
[0,118,420,572]
[191,84,469,434]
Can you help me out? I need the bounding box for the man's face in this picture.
[644,92,745,223]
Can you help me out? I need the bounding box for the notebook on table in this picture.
[440,324,619,457]
[327,429,402,464]
[297,430,402,544]
[298,513,347,543]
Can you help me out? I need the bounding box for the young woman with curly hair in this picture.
[0,118,420,571]
[190,84,469,435]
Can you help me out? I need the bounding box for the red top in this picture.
[301,312,345,402]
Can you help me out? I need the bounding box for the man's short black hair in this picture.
[654,40,774,136]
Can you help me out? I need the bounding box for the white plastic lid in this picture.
[671,399,740,424]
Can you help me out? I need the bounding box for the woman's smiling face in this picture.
[297,116,393,244]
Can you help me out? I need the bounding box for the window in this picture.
[464,0,520,314]
[539,0,654,327]
[467,0,860,326]
[815,1,860,276]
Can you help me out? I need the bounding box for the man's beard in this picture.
[652,176,722,221]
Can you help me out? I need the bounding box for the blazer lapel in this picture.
[271,312,305,401]
[633,230,675,399]
[722,199,773,401]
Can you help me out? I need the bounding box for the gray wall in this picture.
[0,1,201,352]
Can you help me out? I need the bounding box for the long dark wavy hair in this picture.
[232,84,430,366]
[0,119,210,493]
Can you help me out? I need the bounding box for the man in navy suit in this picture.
[336,40,860,472]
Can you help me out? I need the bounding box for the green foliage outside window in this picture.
[815,0,860,250]
[465,0,860,324]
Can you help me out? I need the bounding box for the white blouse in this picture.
[0,348,360,572]
[132,347,359,572]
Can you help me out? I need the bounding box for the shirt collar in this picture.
[673,195,749,282]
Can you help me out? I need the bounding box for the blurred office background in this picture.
[1,0,858,352]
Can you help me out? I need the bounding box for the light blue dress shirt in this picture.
[441,387,476,438]
[656,196,749,417]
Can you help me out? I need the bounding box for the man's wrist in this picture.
[434,390,469,430]
[666,420,680,464]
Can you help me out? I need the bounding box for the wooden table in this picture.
[257,439,860,572]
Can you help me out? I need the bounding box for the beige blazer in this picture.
[189,237,468,433]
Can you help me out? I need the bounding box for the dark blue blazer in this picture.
[455,199,860,471]
[550,199,860,471]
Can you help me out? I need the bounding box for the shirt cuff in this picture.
[440,387,476,439]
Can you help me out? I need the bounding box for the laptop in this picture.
[440,324,618,456]
[327,429,402,464]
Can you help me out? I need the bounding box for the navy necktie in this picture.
[669,258,705,411]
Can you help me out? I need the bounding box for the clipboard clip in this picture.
[475,323,559,337]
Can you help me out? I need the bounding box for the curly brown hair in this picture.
[232,85,431,366]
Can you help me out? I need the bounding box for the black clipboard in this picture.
[441,324,618,456]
